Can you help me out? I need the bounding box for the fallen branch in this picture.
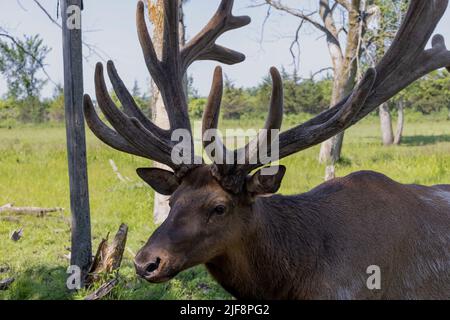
[109,159,131,182]
[0,216,20,223]
[0,204,64,217]
[84,278,118,300]
[0,278,15,290]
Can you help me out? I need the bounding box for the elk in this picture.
[84,0,450,299]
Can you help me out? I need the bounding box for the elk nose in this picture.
[135,257,161,278]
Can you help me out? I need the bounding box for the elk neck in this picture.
[205,193,330,299]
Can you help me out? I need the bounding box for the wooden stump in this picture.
[86,223,128,285]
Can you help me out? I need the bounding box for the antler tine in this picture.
[83,94,147,158]
[161,0,181,66]
[181,0,251,71]
[94,63,179,170]
[202,66,234,167]
[234,67,284,173]
[202,66,284,192]
[106,60,169,140]
[263,67,284,131]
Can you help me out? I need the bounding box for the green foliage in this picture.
[45,85,65,123]
[394,71,450,115]
[258,70,332,115]
[189,98,206,119]
[217,70,333,120]
[0,98,19,127]
[0,34,51,124]
[222,76,254,120]
[0,34,50,100]
[109,82,151,118]
[364,0,409,67]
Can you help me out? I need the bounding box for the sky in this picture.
[1,0,450,99]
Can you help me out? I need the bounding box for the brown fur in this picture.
[135,167,450,299]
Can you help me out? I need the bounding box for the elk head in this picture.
[84,0,450,283]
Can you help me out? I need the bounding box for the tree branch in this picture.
[263,0,328,35]
[0,31,56,85]
[334,0,351,12]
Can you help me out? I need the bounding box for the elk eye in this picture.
[213,205,226,215]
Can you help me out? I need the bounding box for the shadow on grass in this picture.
[0,265,72,300]
[401,134,450,146]
[0,263,230,300]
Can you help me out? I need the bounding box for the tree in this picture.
[47,84,65,122]
[257,0,375,175]
[399,71,450,115]
[257,69,332,116]
[0,34,50,122]
[147,0,180,224]
[0,34,50,99]
[364,0,409,145]
[222,76,253,119]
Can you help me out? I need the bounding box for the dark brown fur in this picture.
[135,167,450,299]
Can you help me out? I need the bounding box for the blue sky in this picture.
[1,0,450,98]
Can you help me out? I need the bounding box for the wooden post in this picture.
[61,0,92,284]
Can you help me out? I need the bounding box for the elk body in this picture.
[84,0,450,299]
[136,167,450,299]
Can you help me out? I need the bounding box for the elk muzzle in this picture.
[134,247,179,283]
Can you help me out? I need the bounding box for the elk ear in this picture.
[246,166,286,196]
[136,168,180,195]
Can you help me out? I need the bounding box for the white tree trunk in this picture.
[394,100,404,145]
[151,90,171,225]
[319,0,365,171]
[379,103,394,146]
[319,63,346,165]
[149,0,186,224]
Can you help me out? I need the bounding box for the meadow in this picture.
[1,111,450,300]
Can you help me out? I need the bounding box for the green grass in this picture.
[1,112,450,300]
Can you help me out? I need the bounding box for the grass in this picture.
[1,112,450,300]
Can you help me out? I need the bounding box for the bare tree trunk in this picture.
[318,0,363,166]
[319,81,346,163]
[394,100,404,145]
[148,0,170,224]
[379,103,394,145]
[148,0,186,224]
[151,90,171,224]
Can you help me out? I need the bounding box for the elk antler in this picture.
[202,66,284,192]
[202,0,450,192]
[85,0,450,193]
[274,0,450,161]
[84,0,250,176]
